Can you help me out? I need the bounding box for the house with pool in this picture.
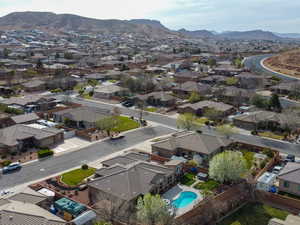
[87,151,202,219]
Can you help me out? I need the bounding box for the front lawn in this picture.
[218,203,289,225]
[258,132,284,140]
[145,107,158,112]
[194,180,219,191]
[112,116,140,132]
[195,117,209,125]
[180,173,196,186]
[61,167,96,186]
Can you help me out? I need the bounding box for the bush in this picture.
[263,149,274,158]
[260,160,267,169]
[1,160,12,167]
[38,149,54,158]
[251,130,258,135]
[187,160,198,167]
[51,88,63,93]
[81,164,89,170]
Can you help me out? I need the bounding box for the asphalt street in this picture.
[0,125,175,189]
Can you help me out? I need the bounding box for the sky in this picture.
[0,0,299,33]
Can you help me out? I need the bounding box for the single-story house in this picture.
[177,100,235,117]
[173,71,205,83]
[134,91,177,107]
[22,80,46,92]
[278,163,300,196]
[214,86,255,106]
[270,81,300,96]
[93,85,129,100]
[236,72,268,89]
[172,81,211,97]
[211,63,242,76]
[152,131,232,164]
[0,124,64,153]
[233,111,299,131]
[53,106,111,129]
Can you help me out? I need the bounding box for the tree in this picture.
[136,193,174,225]
[269,93,282,112]
[64,52,73,59]
[203,108,222,122]
[36,59,44,70]
[176,113,198,131]
[189,91,203,103]
[225,77,238,86]
[136,100,149,122]
[209,151,247,184]
[207,58,217,67]
[55,52,60,59]
[3,48,10,58]
[251,94,269,109]
[88,79,98,87]
[96,117,117,136]
[94,222,112,225]
[216,125,236,139]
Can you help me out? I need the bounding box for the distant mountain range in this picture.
[0,11,299,41]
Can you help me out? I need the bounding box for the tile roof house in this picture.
[22,80,46,92]
[177,100,235,117]
[172,81,211,97]
[270,81,300,96]
[53,106,111,129]
[88,152,178,220]
[0,124,63,152]
[134,91,177,107]
[152,131,232,164]
[214,86,255,106]
[173,71,205,83]
[0,188,66,225]
[278,163,300,196]
[93,85,129,100]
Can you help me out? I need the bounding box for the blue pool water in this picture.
[172,191,198,208]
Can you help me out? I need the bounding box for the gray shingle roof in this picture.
[278,163,300,184]
[11,113,40,124]
[152,132,232,155]
[178,100,234,112]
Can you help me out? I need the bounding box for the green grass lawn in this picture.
[61,167,96,186]
[195,117,209,125]
[218,203,289,225]
[259,132,284,140]
[145,107,158,112]
[112,116,140,132]
[180,173,196,186]
[194,180,219,191]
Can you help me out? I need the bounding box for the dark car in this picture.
[110,135,125,140]
[122,101,134,107]
[2,162,22,174]
[285,154,295,162]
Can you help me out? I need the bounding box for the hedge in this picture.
[38,149,54,158]
[1,160,12,167]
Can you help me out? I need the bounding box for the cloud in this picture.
[0,0,298,33]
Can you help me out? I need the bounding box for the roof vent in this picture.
[9,216,13,220]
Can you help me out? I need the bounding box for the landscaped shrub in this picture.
[81,164,89,170]
[1,160,12,167]
[251,130,258,135]
[38,149,54,158]
[260,160,267,169]
[263,149,274,158]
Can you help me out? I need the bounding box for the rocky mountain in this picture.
[0,11,177,38]
[218,30,281,40]
[274,33,300,39]
[178,28,215,38]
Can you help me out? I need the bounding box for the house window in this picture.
[283,181,289,188]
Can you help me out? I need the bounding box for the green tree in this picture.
[203,108,222,122]
[209,151,247,184]
[189,91,203,103]
[225,77,238,86]
[94,222,112,225]
[64,52,73,59]
[251,94,269,109]
[88,79,99,87]
[96,117,117,136]
[269,93,282,112]
[136,193,174,225]
[176,113,198,131]
[207,58,217,67]
[3,48,10,58]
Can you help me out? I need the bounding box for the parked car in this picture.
[2,162,22,174]
[122,100,134,107]
[285,154,295,163]
[197,172,208,181]
[110,135,125,140]
[272,166,283,174]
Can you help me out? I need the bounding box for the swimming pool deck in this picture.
[162,184,203,216]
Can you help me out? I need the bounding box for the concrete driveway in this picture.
[53,137,91,154]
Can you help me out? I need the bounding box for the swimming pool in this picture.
[172,191,198,209]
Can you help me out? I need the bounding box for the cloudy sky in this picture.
[0,0,298,33]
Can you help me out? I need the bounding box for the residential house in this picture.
[2,95,57,112]
[0,124,64,153]
[199,75,227,85]
[0,188,66,225]
[22,79,46,92]
[0,86,15,96]
[278,163,300,197]
[270,81,300,95]
[152,131,232,164]
[215,86,255,106]
[269,215,300,225]
[177,100,235,117]
[88,152,178,219]
[233,111,299,131]
[211,62,242,76]
[46,77,78,91]
[236,72,268,89]
[53,106,111,129]
[172,81,211,98]
[134,91,177,107]
[93,84,129,100]
[173,71,205,83]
